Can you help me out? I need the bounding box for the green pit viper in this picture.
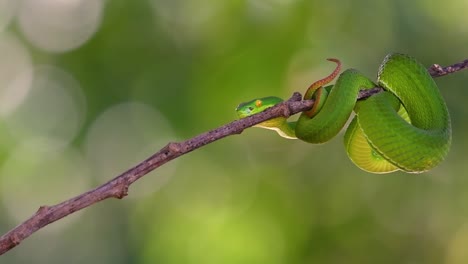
[236,53,451,174]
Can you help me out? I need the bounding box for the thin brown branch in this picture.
[0,58,466,255]
[428,58,468,77]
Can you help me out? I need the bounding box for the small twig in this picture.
[428,58,468,77]
[0,58,466,255]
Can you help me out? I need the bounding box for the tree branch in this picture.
[0,58,466,255]
[429,58,468,77]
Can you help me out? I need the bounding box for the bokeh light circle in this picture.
[164,155,235,221]
[4,65,87,148]
[0,138,91,228]
[17,0,104,53]
[84,102,177,197]
[0,33,33,117]
[186,216,286,264]
[0,0,17,31]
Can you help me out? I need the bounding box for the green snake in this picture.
[236,53,451,174]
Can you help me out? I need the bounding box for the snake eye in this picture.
[255,100,263,107]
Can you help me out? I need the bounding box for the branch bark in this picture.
[429,58,468,77]
[0,58,466,255]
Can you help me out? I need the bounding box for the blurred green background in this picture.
[1,0,467,263]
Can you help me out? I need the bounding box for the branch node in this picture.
[116,187,128,199]
[168,142,181,153]
[429,64,444,75]
[161,142,182,156]
[280,92,304,118]
[10,233,21,246]
[37,206,50,214]
[113,180,129,199]
[288,92,302,102]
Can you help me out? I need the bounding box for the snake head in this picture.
[236,96,284,118]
